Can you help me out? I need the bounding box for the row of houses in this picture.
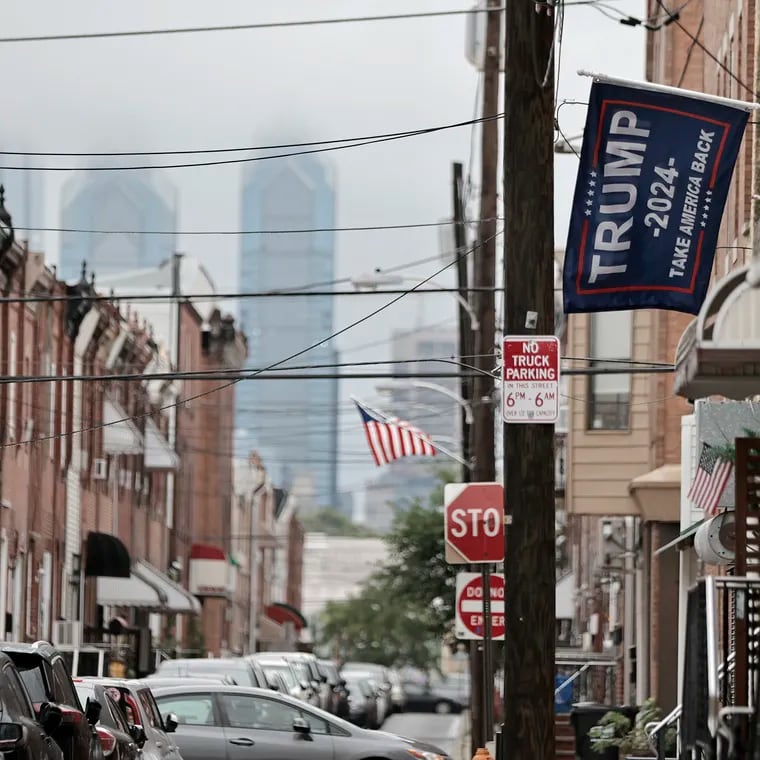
[559,1,760,747]
[0,205,305,674]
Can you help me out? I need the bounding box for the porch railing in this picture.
[554,659,618,707]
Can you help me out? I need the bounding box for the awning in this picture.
[265,602,307,631]
[628,464,681,523]
[134,560,201,614]
[654,520,705,556]
[96,560,200,614]
[144,419,180,470]
[84,532,131,578]
[103,397,144,455]
[96,572,165,608]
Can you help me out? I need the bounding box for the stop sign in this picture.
[444,482,505,564]
[455,572,505,640]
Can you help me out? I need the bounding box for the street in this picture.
[382,713,468,760]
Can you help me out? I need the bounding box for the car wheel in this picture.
[434,700,452,715]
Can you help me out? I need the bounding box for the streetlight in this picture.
[0,186,15,256]
[375,379,474,425]
[350,272,480,331]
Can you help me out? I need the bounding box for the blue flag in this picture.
[563,81,749,314]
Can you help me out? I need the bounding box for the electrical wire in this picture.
[2,229,503,449]
[14,216,502,238]
[0,114,503,172]
[676,14,705,89]
[0,8,507,45]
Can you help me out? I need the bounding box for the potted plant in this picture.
[589,699,676,760]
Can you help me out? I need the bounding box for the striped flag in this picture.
[687,442,734,516]
[354,399,436,466]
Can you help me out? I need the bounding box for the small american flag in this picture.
[354,399,436,466]
[687,442,734,516]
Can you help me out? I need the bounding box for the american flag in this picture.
[687,442,734,516]
[354,399,436,466]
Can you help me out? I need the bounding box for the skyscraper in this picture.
[59,171,177,281]
[0,168,44,251]
[237,156,338,510]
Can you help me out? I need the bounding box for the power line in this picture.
[0,285,500,305]
[0,8,506,45]
[0,114,503,172]
[14,216,501,237]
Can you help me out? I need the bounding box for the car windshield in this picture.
[262,664,296,690]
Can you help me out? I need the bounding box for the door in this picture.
[153,692,227,760]
[135,688,183,760]
[219,692,334,760]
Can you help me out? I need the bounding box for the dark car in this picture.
[1,641,102,760]
[153,657,267,689]
[151,683,452,760]
[73,681,140,760]
[0,650,64,760]
[341,673,379,729]
[401,678,467,714]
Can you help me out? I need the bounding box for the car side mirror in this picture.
[292,717,311,735]
[85,698,102,726]
[38,702,63,735]
[129,725,147,748]
[0,723,25,751]
[163,713,179,734]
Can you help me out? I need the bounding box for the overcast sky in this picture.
[1,1,646,510]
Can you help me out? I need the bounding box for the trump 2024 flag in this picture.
[563,80,750,314]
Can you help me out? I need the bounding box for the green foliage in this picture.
[317,468,459,669]
[301,508,380,537]
[712,428,760,463]
[589,699,675,758]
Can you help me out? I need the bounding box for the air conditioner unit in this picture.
[53,620,83,648]
[93,459,108,481]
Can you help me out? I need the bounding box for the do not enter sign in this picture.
[455,572,505,640]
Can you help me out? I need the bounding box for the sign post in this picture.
[502,336,560,424]
[444,482,504,742]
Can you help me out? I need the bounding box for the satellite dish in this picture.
[694,511,735,565]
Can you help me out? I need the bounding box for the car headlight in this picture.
[407,749,447,760]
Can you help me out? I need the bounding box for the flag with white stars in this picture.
[563,79,750,315]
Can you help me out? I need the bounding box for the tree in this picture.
[317,468,459,669]
[301,507,380,537]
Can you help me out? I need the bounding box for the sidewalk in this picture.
[452,711,472,760]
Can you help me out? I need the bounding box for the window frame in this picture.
[154,692,219,727]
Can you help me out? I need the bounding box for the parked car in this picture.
[1,641,102,760]
[401,678,467,714]
[259,652,323,708]
[80,678,182,760]
[150,682,452,760]
[340,662,393,724]
[341,672,379,729]
[152,657,267,689]
[0,650,65,760]
[316,659,343,714]
[73,681,140,760]
[248,654,309,703]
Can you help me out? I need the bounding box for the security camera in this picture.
[601,520,614,540]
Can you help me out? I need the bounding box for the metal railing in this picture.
[554,659,618,706]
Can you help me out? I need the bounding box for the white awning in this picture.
[97,572,165,609]
[133,560,201,614]
[96,560,200,614]
[144,419,180,470]
[103,397,143,455]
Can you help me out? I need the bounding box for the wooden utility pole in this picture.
[501,2,556,760]
[471,0,502,751]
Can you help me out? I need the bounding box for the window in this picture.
[16,664,48,704]
[137,688,164,728]
[4,666,34,719]
[155,694,216,726]
[51,659,80,708]
[587,311,632,430]
[219,693,329,735]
